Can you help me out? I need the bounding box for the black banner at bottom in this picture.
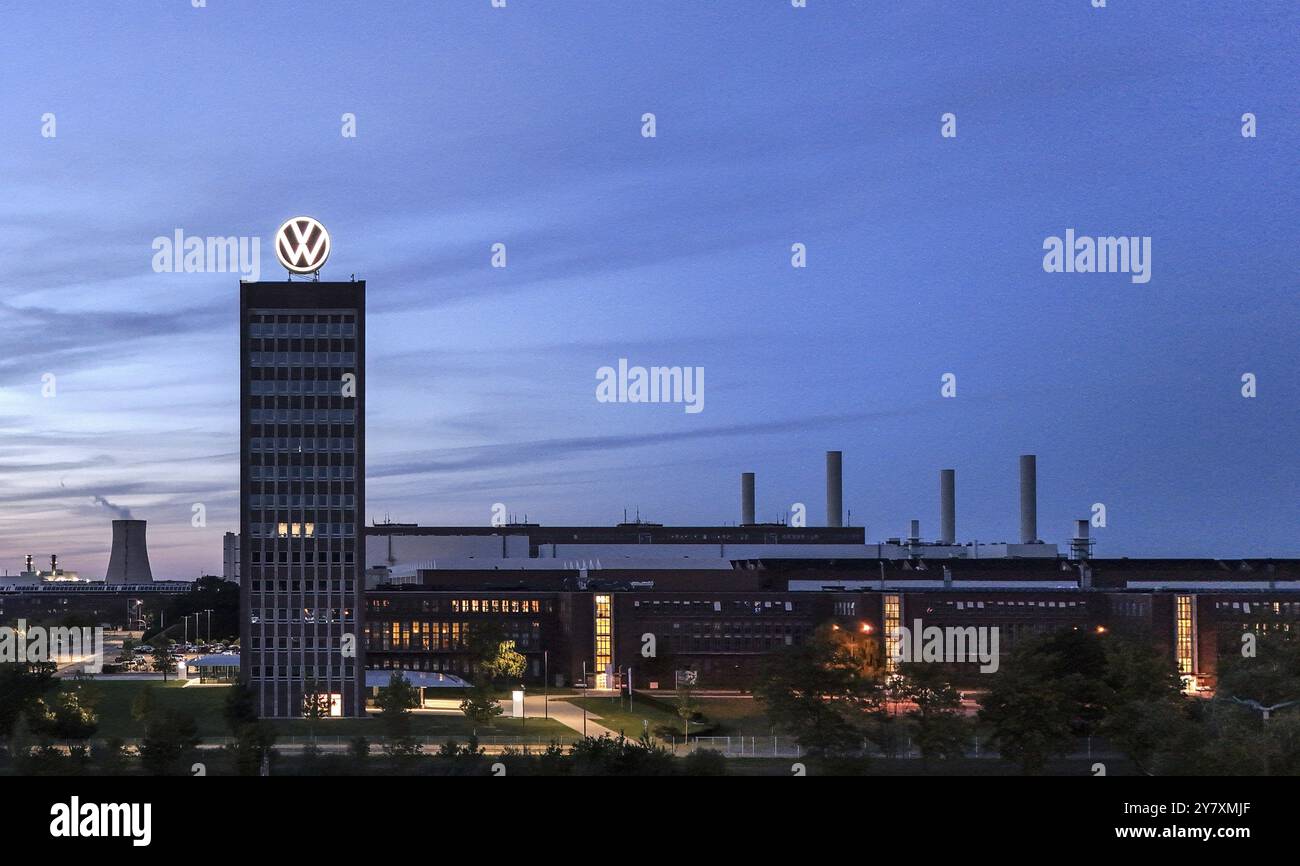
[1,774,1281,850]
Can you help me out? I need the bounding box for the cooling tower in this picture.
[105,519,154,584]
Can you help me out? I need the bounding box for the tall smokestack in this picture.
[1019,454,1038,544]
[25,554,33,574]
[105,519,154,584]
[909,519,920,545]
[825,451,843,527]
[940,469,956,545]
[741,472,755,525]
[50,554,57,573]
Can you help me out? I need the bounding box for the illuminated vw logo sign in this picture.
[274,216,331,273]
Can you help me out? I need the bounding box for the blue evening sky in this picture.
[0,1,1296,577]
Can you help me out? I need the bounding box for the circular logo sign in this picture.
[274,216,331,273]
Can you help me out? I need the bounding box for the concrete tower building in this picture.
[240,280,366,718]
[105,519,154,584]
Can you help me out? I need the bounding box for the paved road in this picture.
[494,694,619,739]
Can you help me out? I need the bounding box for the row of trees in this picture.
[755,620,1300,774]
[1,672,203,776]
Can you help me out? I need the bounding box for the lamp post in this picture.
[543,650,549,720]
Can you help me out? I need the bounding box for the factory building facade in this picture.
[361,521,1300,693]
[240,280,367,718]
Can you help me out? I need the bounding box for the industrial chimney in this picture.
[1071,519,1094,561]
[24,554,33,574]
[826,451,843,527]
[105,519,154,584]
[1019,454,1038,544]
[741,472,756,525]
[940,469,956,545]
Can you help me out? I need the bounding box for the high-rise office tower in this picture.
[240,281,366,717]
[223,531,240,583]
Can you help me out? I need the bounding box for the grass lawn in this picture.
[272,714,572,740]
[563,694,776,739]
[724,756,1140,776]
[562,695,683,738]
[691,698,776,737]
[68,679,573,742]
[74,680,231,740]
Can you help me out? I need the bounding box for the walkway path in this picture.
[493,694,619,739]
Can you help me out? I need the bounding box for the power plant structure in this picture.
[356,443,1300,697]
[1,518,160,586]
[105,519,154,584]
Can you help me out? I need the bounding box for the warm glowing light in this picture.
[860,623,873,633]
[1095,625,1107,634]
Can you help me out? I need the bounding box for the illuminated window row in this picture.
[366,620,542,652]
[249,522,354,538]
[449,598,543,614]
[1215,601,1300,614]
[1175,595,1195,676]
[631,599,797,613]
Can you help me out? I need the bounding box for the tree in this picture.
[978,634,1083,774]
[459,679,504,726]
[91,738,129,775]
[348,736,371,768]
[1097,635,1191,774]
[138,710,200,776]
[897,663,968,765]
[681,748,728,776]
[482,640,527,684]
[131,684,157,724]
[675,684,700,737]
[0,662,58,739]
[569,733,674,777]
[152,638,179,681]
[1152,626,1300,776]
[755,624,884,756]
[1216,625,1300,721]
[223,682,258,734]
[143,575,239,645]
[301,678,332,744]
[6,711,35,770]
[224,722,277,777]
[35,690,99,741]
[377,673,421,757]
